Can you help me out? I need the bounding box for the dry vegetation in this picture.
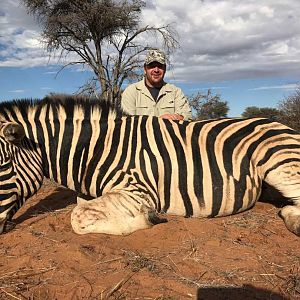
[0,180,299,299]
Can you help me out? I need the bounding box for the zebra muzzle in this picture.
[147,210,168,225]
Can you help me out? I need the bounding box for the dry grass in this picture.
[278,266,300,298]
[257,254,300,299]
[101,272,136,300]
[122,250,160,273]
[0,266,56,300]
[222,211,271,229]
[2,184,299,300]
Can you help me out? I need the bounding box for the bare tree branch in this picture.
[22,0,179,104]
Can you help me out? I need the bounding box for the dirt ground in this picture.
[0,180,299,300]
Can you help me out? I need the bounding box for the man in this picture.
[121,49,192,120]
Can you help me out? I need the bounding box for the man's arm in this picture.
[121,85,137,115]
[160,113,185,120]
[173,87,193,120]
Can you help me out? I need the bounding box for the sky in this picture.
[1,0,300,117]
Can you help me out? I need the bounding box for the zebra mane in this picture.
[0,94,127,121]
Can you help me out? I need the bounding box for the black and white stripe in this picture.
[0,95,299,235]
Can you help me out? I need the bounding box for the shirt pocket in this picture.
[136,105,151,115]
[136,93,153,115]
[159,99,175,114]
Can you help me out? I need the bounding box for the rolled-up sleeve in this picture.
[174,88,193,120]
[121,85,137,115]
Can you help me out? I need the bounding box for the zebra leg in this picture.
[0,203,17,234]
[279,205,300,236]
[263,162,300,237]
[71,192,166,235]
[0,215,16,234]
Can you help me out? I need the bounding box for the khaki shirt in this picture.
[121,80,192,120]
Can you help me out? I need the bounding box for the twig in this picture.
[0,266,56,281]
[28,231,61,243]
[167,254,179,272]
[0,288,22,300]
[94,257,122,265]
[262,227,277,235]
[174,271,207,287]
[104,272,137,298]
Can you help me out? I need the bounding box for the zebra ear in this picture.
[2,123,25,144]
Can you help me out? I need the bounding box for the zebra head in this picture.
[0,121,44,233]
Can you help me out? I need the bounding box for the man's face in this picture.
[144,62,166,88]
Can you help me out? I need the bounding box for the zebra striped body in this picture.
[0,96,300,236]
[0,123,43,232]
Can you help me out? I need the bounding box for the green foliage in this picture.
[188,89,229,120]
[278,88,300,131]
[241,88,300,131]
[22,0,178,104]
[241,106,281,121]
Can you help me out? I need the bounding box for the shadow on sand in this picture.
[197,284,287,300]
[13,186,77,225]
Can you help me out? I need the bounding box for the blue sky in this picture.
[1,0,300,117]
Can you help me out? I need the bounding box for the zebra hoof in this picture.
[4,221,16,233]
[0,218,15,234]
[139,205,167,225]
[147,210,168,225]
[279,206,300,237]
[2,220,16,233]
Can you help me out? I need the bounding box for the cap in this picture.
[144,49,166,65]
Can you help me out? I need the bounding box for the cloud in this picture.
[43,71,57,75]
[248,83,299,91]
[8,89,26,93]
[142,0,300,82]
[0,0,50,67]
[189,86,229,91]
[1,0,300,83]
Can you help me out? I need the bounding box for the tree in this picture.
[242,106,281,121]
[22,0,178,104]
[188,89,229,120]
[278,87,300,131]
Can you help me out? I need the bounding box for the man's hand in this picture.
[160,113,184,120]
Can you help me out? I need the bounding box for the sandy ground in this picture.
[0,180,299,300]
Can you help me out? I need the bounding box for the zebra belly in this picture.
[162,175,262,218]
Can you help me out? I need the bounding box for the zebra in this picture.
[0,95,299,236]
